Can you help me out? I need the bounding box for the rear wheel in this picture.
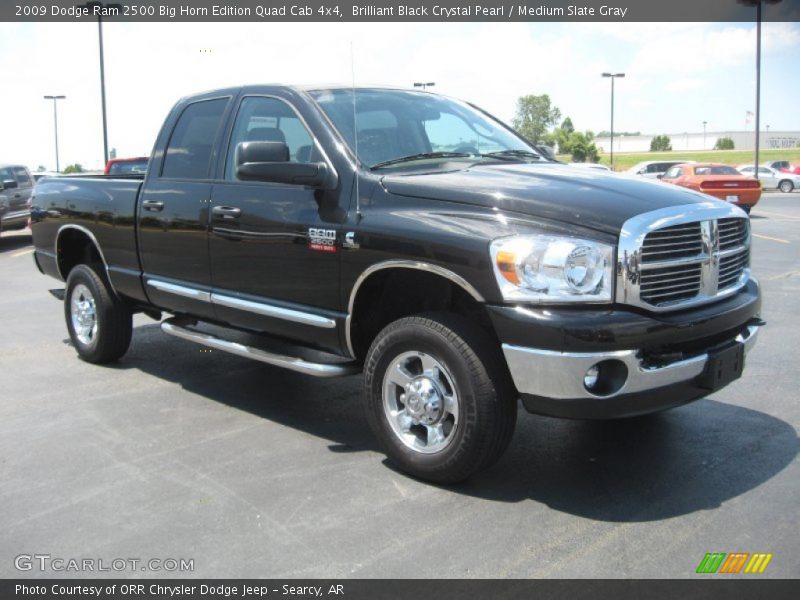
[778,180,794,193]
[65,264,132,363]
[363,314,517,483]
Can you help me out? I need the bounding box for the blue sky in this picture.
[1,21,798,170]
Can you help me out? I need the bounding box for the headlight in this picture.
[490,235,614,303]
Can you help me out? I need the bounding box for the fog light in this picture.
[584,365,600,390]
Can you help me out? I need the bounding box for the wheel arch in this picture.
[345,261,490,360]
[55,225,115,293]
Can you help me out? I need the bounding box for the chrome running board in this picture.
[161,318,360,378]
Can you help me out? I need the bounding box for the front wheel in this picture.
[65,264,132,363]
[778,180,794,193]
[363,314,517,483]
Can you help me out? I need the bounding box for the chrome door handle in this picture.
[212,206,241,219]
[142,200,164,211]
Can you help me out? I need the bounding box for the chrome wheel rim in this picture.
[70,283,97,346]
[382,351,460,454]
[779,181,792,193]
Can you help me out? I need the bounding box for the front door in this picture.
[208,95,343,351]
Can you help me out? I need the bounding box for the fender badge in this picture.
[343,231,360,249]
[308,227,337,253]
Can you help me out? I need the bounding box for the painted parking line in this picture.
[767,270,800,281]
[754,210,800,221]
[11,248,34,258]
[752,233,790,244]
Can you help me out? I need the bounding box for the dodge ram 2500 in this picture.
[31,85,762,483]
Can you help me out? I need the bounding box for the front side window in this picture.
[12,167,32,187]
[225,97,317,181]
[663,167,682,179]
[309,89,538,168]
[162,98,228,179]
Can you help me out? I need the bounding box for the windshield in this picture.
[308,89,539,168]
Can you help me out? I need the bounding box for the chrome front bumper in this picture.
[502,324,760,401]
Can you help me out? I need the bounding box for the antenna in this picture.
[351,41,362,221]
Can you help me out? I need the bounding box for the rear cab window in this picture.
[161,98,229,179]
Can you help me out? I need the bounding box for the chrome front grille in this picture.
[617,204,751,312]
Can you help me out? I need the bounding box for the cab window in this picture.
[12,167,32,188]
[663,167,682,179]
[225,96,318,181]
[162,98,229,180]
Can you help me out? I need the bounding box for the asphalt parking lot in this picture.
[1,191,798,579]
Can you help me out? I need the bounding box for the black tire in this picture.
[742,205,752,214]
[778,180,794,193]
[363,313,517,484]
[64,263,132,363]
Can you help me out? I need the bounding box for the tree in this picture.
[512,94,561,144]
[714,137,735,150]
[569,131,600,163]
[650,135,672,152]
[63,164,84,174]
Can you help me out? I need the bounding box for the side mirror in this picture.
[235,141,333,188]
[2,179,18,190]
[656,174,664,179]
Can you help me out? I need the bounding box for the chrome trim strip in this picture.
[502,324,760,400]
[146,279,212,303]
[161,320,359,378]
[344,260,486,358]
[211,293,336,329]
[54,224,118,295]
[1,209,32,221]
[145,279,336,328]
[617,202,750,312]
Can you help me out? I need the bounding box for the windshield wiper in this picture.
[370,152,472,170]
[480,150,542,161]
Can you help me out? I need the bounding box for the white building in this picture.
[593,131,800,154]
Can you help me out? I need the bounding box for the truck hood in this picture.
[380,162,710,236]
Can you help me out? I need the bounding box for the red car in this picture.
[104,156,149,176]
[660,163,761,213]
[764,160,800,174]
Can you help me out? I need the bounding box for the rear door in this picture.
[138,95,232,318]
[207,94,344,351]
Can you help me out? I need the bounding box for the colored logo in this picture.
[696,552,773,574]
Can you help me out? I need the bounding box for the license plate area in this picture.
[726,195,739,202]
[697,342,745,391]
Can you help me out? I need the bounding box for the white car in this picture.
[737,165,800,193]
[626,160,696,179]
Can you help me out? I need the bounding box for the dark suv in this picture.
[0,164,34,236]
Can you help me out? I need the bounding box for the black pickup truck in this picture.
[31,86,762,483]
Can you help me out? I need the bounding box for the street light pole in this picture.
[602,72,625,169]
[43,95,66,173]
[413,82,436,91]
[739,0,782,168]
[98,13,109,165]
[703,121,707,149]
[77,1,122,166]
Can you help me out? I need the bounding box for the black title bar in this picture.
[3,579,800,600]
[4,0,799,22]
